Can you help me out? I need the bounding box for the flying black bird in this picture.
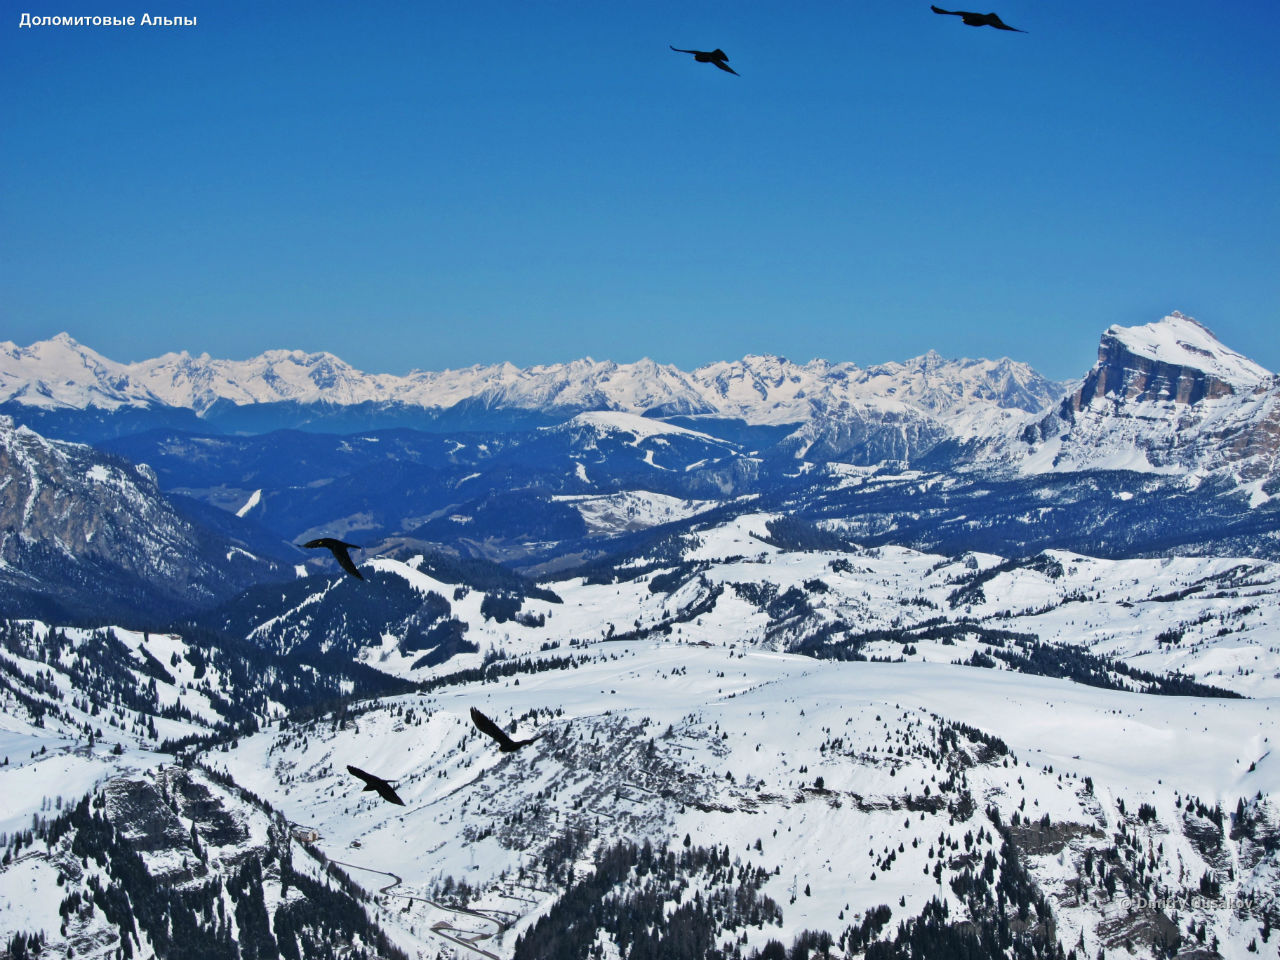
[470,707,542,752]
[346,765,405,806]
[301,538,364,580]
[669,45,740,76]
[930,6,1027,31]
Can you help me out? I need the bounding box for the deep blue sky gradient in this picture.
[3,0,1277,379]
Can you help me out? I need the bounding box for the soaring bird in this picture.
[346,765,405,806]
[930,6,1027,31]
[470,707,542,752]
[301,538,364,580]
[669,45,740,75]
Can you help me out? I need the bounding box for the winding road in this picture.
[310,838,530,959]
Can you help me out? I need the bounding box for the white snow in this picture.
[201,642,1279,960]
[1106,313,1271,388]
[558,410,725,444]
[235,487,262,517]
[0,334,1061,433]
[553,490,718,535]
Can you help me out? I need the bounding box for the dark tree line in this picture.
[794,615,1240,698]
[514,839,781,960]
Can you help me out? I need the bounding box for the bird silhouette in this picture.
[346,765,405,805]
[301,538,364,580]
[670,45,740,76]
[930,6,1027,31]
[470,707,542,752]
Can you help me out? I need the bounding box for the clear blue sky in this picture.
[3,0,1277,380]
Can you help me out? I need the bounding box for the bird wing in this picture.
[470,707,517,750]
[931,6,961,14]
[302,537,360,549]
[347,765,376,787]
[329,543,365,580]
[712,59,740,75]
[376,782,406,805]
[670,45,699,54]
[991,18,1027,31]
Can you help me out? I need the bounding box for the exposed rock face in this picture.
[780,407,951,464]
[0,416,283,622]
[1072,312,1265,408]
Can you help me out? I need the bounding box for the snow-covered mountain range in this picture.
[4,606,1277,960]
[194,512,1280,699]
[0,332,1060,427]
[6,313,1280,495]
[0,329,1063,470]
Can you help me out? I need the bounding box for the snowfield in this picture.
[207,643,1278,960]
[305,514,1280,700]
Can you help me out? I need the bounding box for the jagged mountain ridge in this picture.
[5,314,1280,636]
[0,332,1063,464]
[0,333,1060,423]
[7,314,1280,494]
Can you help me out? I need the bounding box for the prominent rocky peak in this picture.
[1079,313,1271,408]
[1007,314,1280,489]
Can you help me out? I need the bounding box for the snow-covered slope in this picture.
[0,757,404,960]
[553,490,719,536]
[203,513,1280,700]
[0,621,238,749]
[202,644,1278,960]
[4,513,1280,958]
[1101,314,1270,391]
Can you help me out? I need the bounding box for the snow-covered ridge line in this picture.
[0,329,1064,424]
